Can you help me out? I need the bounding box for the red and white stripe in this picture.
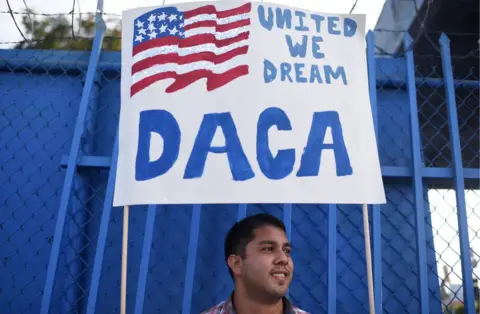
[131,3,251,96]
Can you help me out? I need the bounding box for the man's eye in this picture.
[262,246,273,252]
[284,248,291,255]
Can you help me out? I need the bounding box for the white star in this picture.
[148,23,156,32]
[148,31,158,39]
[158,12,167,21]
[168,14,177,22]
[138,28,147,35]
[135,34,144,42]
[136,20,144,28]
[148,14,156,23]
[168,26,178,35]
[159,24,168,33]
[179,32,184,37]
[179,23,184,27]
[179,15,183,20]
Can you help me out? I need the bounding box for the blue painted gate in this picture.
[0,6,479,314]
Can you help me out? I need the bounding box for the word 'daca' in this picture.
[135,107,353,182]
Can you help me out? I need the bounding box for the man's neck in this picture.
[232,289,284,314]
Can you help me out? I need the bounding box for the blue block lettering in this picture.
[310,14,325,32]
[257,107,295,179]
[264,59,277,83]
[310,65,323,83]
[297,111,352,177]
[135,110,180,181]
[344,18,357,37]
[325,65,347,85]
[294,11,309,31]
[327,16,341,35]
[281,63,293,82]
[184,112,254,181]
[285,35,308,58]
[294,63,307,83]
[312,36,325,59]
[276,8,292,29]
[258,5,274,30]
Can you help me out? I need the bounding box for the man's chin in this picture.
[265,286,289,299]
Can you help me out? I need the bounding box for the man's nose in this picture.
[275,250,289,264]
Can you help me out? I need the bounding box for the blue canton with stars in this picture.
[133,7,186,47]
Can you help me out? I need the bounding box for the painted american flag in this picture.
[130,2,251,96]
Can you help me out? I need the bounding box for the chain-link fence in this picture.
[0,2,479,314]
[415,31,479,314]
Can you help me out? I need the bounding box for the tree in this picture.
[14,10,121,51]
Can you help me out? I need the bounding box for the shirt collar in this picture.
[226,292,296,314]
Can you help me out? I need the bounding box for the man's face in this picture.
[237,225,293,300]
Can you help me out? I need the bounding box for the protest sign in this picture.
[114,0,386,205]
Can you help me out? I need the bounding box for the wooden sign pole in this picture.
[121,205,129,314]
[362,203,375,314]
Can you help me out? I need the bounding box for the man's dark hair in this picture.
[224,213,287,278]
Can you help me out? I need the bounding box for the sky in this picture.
[429,189,480,287]
[0,0,478,297]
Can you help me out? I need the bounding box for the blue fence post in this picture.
[327,204,336,314]
[85,129,119,314]
[237,204,247,221]
[283,203,292,298]
[40,2,106,313]
[283,204,292,239]
[182,204,202,314]
[63,71,101,314]
[403,33,430,314]
[366,30,383,313]
[134,205,157,314]
[439,33,475,314]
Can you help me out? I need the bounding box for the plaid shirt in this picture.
[201,293,310,314]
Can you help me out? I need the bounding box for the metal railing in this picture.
[0,2,478,314]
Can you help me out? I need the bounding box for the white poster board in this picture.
[113,0,386,206]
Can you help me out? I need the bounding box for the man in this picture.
[201,213,310,314]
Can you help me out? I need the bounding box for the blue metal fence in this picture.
[0,6,479,314]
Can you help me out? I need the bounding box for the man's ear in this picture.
[227,255,243,277]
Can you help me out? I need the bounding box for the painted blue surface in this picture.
[135,204,157,314]
[0,37,478,314]
[39,11,107,313]
[327,204,337,314]
[439,33,475,314]
[404,34,430,314]
[86,129,120,314]
[182,205,202,314]
[58,155,480,179]
[366,31,383,314]
[237,204,247,221]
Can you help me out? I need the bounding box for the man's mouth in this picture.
[271,270,288,280]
